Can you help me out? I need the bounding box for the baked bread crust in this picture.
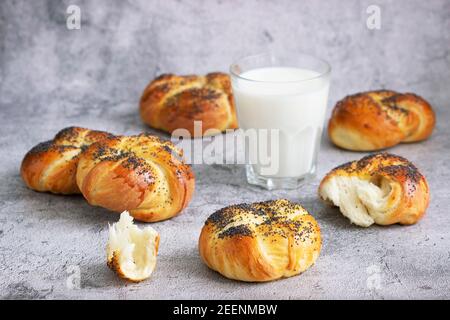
[328,91,436,151]
[139,72,238,137]
[76,134,195,222]
[199,199,321,282]
[20,127,113,194]
[319,153,430,226]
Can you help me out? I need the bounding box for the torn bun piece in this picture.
[107,211,160,282]
[319,153,430,227]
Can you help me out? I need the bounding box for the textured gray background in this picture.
[0,0,449,299]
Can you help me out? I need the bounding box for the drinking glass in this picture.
[230,51,331,190]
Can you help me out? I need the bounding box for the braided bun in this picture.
[328,91,435,151]
[199,199,321,282]
[139,72,238,137]
[76,134,195,222]
[20,127,113,194]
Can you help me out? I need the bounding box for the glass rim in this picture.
[229,52,331,84]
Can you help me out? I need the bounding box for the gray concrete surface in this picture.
[0,0,449,299]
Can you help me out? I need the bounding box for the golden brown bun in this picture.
[139,72,238,137]
[199,199,321,282]
[20,127,114,194]
[328,90,436,151]
[76,134,195,222]
[319,153,429,227]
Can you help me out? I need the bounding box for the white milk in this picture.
[232,67,329,178]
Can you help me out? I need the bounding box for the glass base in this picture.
[245,165,315,190]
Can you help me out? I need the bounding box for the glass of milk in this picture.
[230,52,331,190]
